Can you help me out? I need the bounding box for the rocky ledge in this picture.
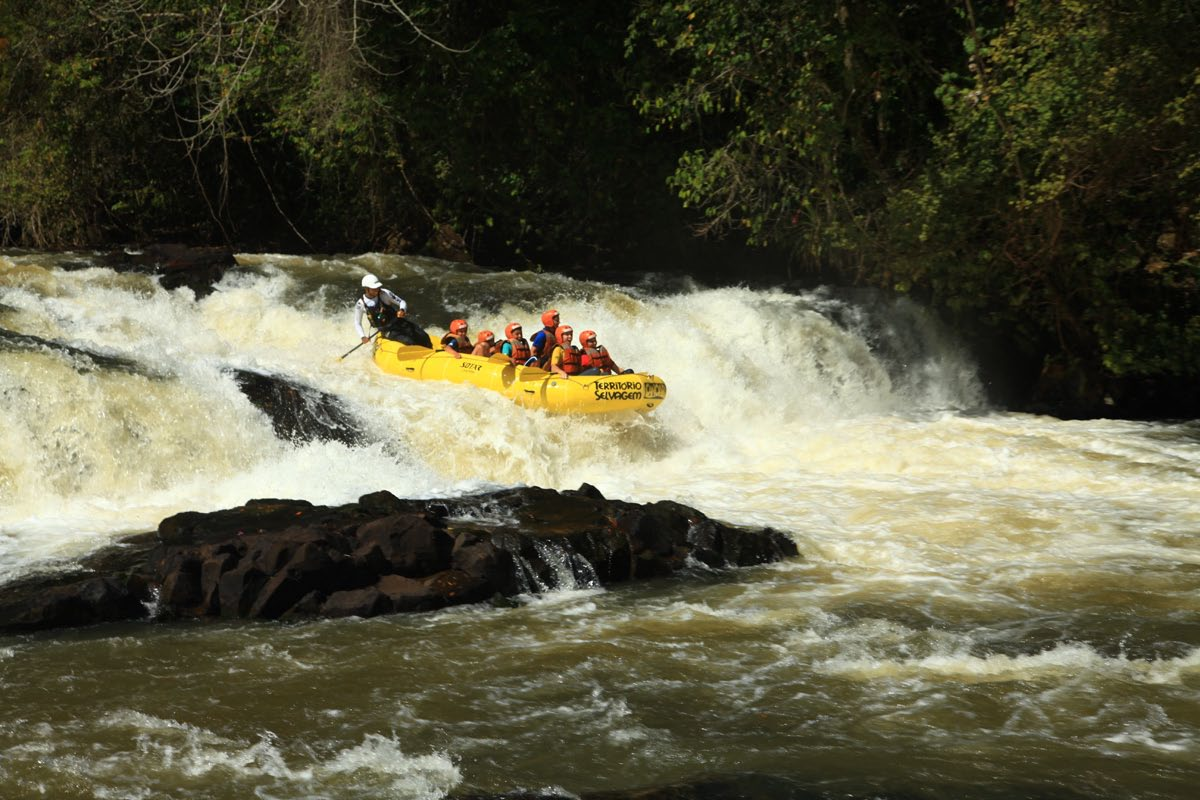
[0,485,797,635]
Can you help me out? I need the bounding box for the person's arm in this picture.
[603,347,621,374]
[500,341,516,364]
[441,335,462,358]
[382,289,407,317]
[354,301,369,342]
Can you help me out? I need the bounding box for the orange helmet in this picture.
[476,330,495,344]
[541,309,559,328]
[505,322,523,340]
[450,319,468,334]
[579,329,597,347]
[556,325,574,344]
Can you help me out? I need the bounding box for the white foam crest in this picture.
[1102,729,1195,753]
[515,588,605,611]
[89,711,459,798]
[816,640,1200,685]
[319,733,461,800]
[235,643,317,672]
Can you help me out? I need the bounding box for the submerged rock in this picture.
[84,243,236,297]
[229,368,366,446]
[0,328,365,445]
[0,326,158,376]
[0,486,798,634]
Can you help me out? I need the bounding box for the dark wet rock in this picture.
[0,576,147,633]
[0,326,158,375]
[229,368,366,446]
[0,330,365,447]
[87,243,235,297]
[0,487,798,634]
[323,585,391,618]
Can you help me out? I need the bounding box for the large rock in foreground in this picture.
[0,486,797,634]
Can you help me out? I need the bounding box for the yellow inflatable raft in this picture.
[372,337,667,414]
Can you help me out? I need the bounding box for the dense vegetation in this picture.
[2,1,1198,415]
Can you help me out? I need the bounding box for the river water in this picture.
[1,251,1197,800]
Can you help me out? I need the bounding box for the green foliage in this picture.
[0,0,234,245]
[886,0,1200,378]
[392,0,677,265]
[625,0,962,266]
[4,0,1200,395]
[1,0,674,259]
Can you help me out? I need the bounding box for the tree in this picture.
[625,0,963,272]
[885,0,1200,385]
[1,0,677,264]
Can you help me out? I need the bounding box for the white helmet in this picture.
[361,274,383,289]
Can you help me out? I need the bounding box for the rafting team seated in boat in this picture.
[439,317,630,376]
[547,325,630,376]
[355,277,631,377]
[523,308,628,374]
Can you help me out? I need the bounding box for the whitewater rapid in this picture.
[3,251,1200,799]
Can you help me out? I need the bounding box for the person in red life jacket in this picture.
[440,319,471,359]
[530,309,560,368]
[472,330,499,357]
[500,322,536,366]
[548,325,583,377]
[354,274,407,343]
[577,329,629,375]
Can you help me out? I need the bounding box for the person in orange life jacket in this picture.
[576,329,631,375]
[440,319,471,359]
[529,309,559,368]
[472,330,499,357]
[500,322,537,366]
[548,325,583,377]
[354,274,407,343]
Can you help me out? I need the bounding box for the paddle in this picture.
[339,330,380,360]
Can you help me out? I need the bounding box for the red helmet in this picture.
[579,329,597,347]
[541,309,559,328]
[556,325,574,344]
[450,319,468,334]
[476,330,495,344]
[505,322,523,340]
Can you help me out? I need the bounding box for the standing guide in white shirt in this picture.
[354,274,408,343]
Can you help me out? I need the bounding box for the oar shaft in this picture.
[339,331,380,360]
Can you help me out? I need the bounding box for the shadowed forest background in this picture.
[2,1,1198,416]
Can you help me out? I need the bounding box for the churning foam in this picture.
[4,252,1199,603]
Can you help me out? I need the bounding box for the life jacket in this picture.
[559,345,582,375]
[362,293,394,330]
[507,336,531,363]
[440,332,470,352]
[581,345,615,374]
[533,328,557,368]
